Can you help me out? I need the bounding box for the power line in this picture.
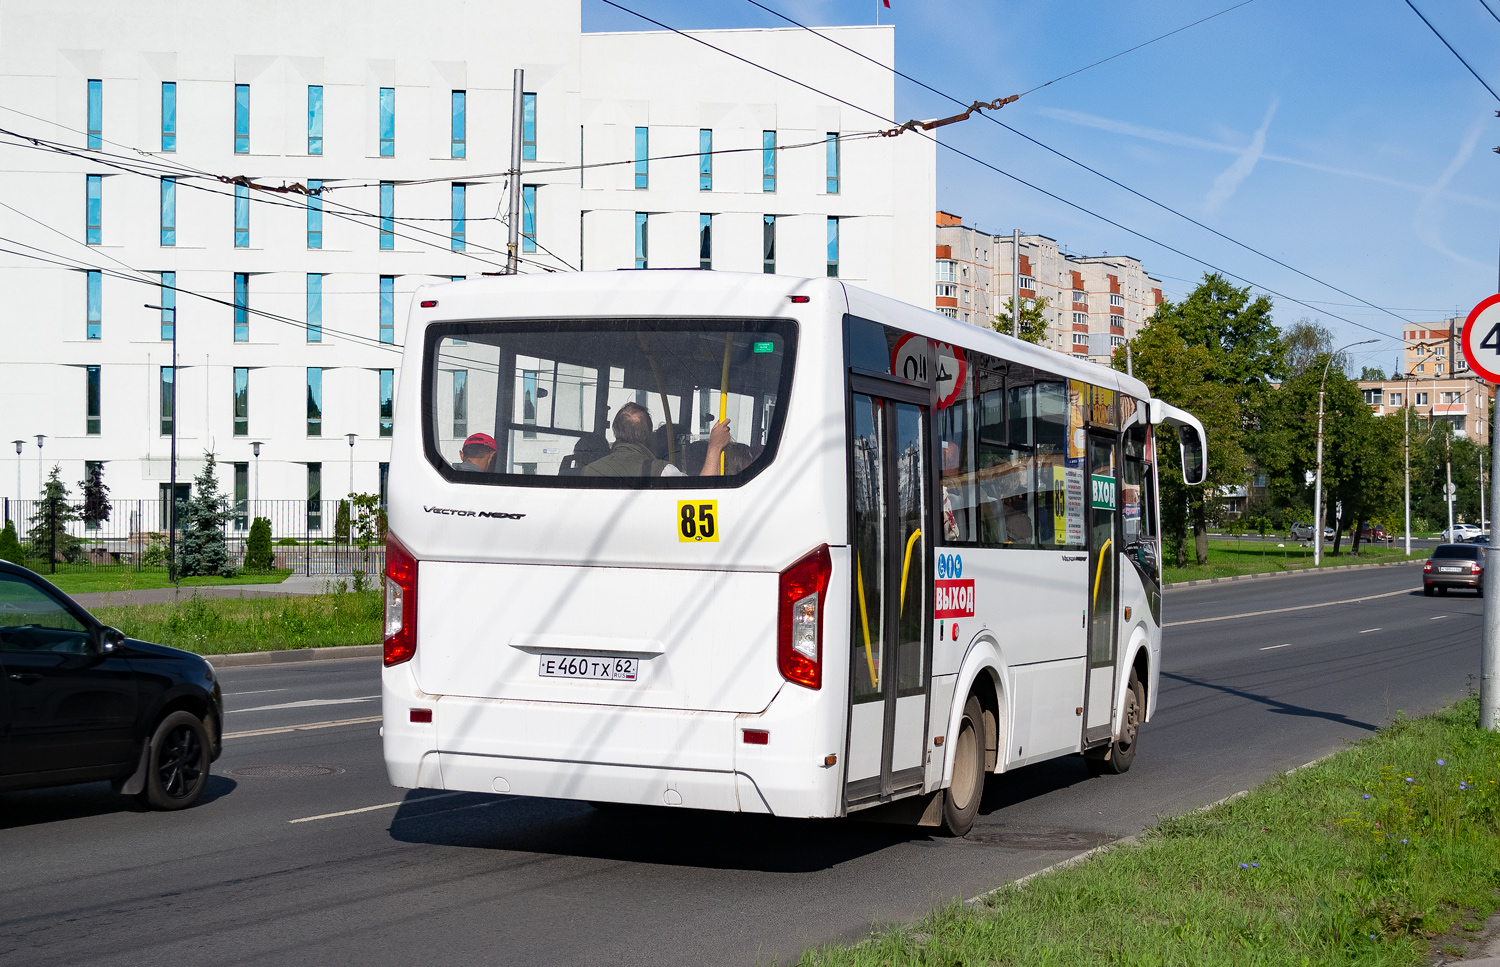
[1481,0,1500,26]
[1401,0,1500,102]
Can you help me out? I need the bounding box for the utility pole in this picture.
[1445,426,1455,539]
[1010,229,1020,338]
[148,303,178,584]
[1404,376,1411,556]
[505,68,525,275]
[1485,111,1500,732]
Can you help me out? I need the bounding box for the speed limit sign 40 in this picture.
[1461,293,1500,384]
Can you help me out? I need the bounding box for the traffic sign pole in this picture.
[1460,294,1500,731]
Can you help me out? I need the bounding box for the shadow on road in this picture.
[0,774,237,829]
[1162,670,1379,731]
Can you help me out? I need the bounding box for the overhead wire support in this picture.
[881,95,1018,138]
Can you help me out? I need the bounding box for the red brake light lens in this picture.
[384,533,418,666]
[419,299,438,308]
[778,544,832,689]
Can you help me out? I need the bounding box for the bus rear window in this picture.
[422,319,796,487]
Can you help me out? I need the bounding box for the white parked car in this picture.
[1442,524,1482,542]
[1288,522,1334,541]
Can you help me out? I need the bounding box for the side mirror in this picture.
[98,626,126,654]
[1176,424,1206,486]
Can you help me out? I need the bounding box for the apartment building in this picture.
[1357,376,1492,444]
[1402,317,1470,378]
[0,0,935,507]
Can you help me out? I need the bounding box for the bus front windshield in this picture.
[423,319,796,486]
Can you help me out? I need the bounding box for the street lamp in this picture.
[251,441,263,516]
[33,434,45,499]
[146,303,177,584]
[1313,339,1378,566]
[10,440,21,524]
[346,433,357,498]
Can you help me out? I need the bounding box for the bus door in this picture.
[845,379,931,805]
[1082,431,1120,745]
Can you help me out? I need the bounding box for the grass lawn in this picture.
[34,568,293,596]
[1165,539,1422,584]
[91,588,381,655]
[799,696,1500,966]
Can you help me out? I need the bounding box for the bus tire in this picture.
[941,695,985,837]
[1085,669,1143,777]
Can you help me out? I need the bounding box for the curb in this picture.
[1166,558,1420,590]
[209,643,381,668]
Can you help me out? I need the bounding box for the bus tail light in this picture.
[778,544,831,689]
[384,533,418,666]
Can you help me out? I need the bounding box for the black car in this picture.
[1423,543,1486,597]
[0,560,222,808]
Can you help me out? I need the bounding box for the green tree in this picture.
[244,516,275,571]
[993,295,1051,345]
[1359,365,1387,381]
[179,452,237,577]
[334,499,351,543]
[78,462,111,527]
[27,466,77,573]
[0,520,23,565]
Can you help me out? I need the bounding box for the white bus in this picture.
[381,271,1206,835]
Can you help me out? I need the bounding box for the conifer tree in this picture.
[179,452,237,577]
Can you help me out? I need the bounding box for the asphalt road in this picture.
[0,562,1481,967]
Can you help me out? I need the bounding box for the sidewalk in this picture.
[72,574,332,610]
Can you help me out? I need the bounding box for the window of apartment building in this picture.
[1415,363,1426,373]
[85,366,101,435]
[306,273,322,342]
[1019,275,1035,291]
[306,463,322,530]
[307,85,324,154]
[450,183,465,251]
[160,177,176,246]
[522,92,536,160]
[379,462,390,507]
[86,79,102,148]
[826,133,840,194]
[306,368,322,436]
[699,129,712,190]
[1111,335,1126,348]
[936,259,956,282]
[762,131,776,191]
[450,91,466,158]
[1435,345,1446,357]
[1414,345,1426,356]
[827,217,839,278]
[961,289,970,304]
[159,366,174,435]
[85,175,101,244]
[936,283,956,298]
[234,183,249,247]
[1443,391,1462,404]
[697,213,712,269]
[1437,363,1445,374]
[1364,388,1382,405]
[379,87,395,156]
[1073,312,1087,326]
[1458,357,1469,371]
[452,369,468,438]
[763,215,776,274]
[634,127,648,189]
[233,462,248,530]
[1073,333,1089,345]
[1416,392,1429,405]
[306,180,322,248]
[379,369,394,437]
[1110,293,1124,307]
[161,82,176,152]
[1389,392,1403,406]
[634,212,648,268]
[1072,289,1086,303]
[379,275,395,343]
[233,272,249,342]
[938,307,957,319]
[522,185,536,253]
[159,272,175,340]
[86,269,101,339]
[83,463,104,528]
[233,366,249,435]
[234,84,250,154]
[379,182,394,249]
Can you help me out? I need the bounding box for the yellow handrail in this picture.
[899,527,922,617]
[856,556,878,688]
[1092,537,1113,608]
[717,332,733,474]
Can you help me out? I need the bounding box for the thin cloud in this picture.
[1204,97,1276,214]
[1412,119,1489,271]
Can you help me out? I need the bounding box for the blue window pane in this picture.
[160,177,176,246]
[699,213,711,270]
[306,179,322,249]
[85,174,101,244]
[634,212,647,269]
[522,185,535,253]
[522,92,536,161]
[306,368,322,436]
[451,91,465,159]
[86,367,101,435]
[379,369,394,436]
[826,133,839,194]
[160,367,174,436]
[86,270,101,339]
[160,272,175,340]
[161,82,177,152]
[379,87,395,156]
[634,127,648,189]
[233,367,249,436]
[234,183,249,247]
[451,184,465,252]
[699,129,712,191]
[379,276,395,344]
[306,273,322,342]
[307,86,323,155]
[234,84,250,154]
[379,183,394,250]
[234,272,249,342]
[763,215,775,274]
[763,130,776,192]
[86,80,102,149]
[826,217,839,278]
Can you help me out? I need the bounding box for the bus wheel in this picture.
[1085,670,1144,777]
[942,696,985,837]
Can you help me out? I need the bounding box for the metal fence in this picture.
[0,498,385,577]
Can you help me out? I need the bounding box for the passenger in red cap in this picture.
[455,432,498,473]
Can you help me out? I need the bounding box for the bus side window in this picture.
[937,358,977,542]
[1124,425,1158,579]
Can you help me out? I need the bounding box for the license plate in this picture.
[538,655,639,681]
[1439,567,1462,573]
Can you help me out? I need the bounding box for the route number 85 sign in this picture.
[1460,294,1500,385]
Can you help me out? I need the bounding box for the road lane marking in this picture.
[1431,615,1447,620]
[288,792,464,824]
[223,714,381,739]
[1164,588,1411,627]
[231,695,378,713]
[225,688,287,697]
[1260,643,1291,651]
[1359,628,1381,634]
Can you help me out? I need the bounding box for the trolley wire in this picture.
[1401,0,1500,102]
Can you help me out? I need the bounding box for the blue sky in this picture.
[585,0,1500,374]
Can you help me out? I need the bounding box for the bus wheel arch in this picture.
[971,666,1002,772]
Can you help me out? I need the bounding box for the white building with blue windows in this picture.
[0,0,935,515]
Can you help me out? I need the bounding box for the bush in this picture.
[276,537,299,546]
[334,499,351,543]
[0,520,23,565]
[140,535,168,568]
[245,517,274,571]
